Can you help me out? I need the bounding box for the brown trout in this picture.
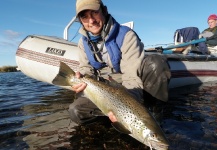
[52,62,169,150]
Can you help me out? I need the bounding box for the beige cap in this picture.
[76,0,103,16]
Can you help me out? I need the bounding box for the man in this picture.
[69,0,171,124]
[200,14,217,46]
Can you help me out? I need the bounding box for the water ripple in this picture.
[0,72,217,150]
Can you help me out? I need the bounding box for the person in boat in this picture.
[200,14,217,47]
[69,0,171,124]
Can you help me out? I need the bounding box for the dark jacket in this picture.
[203,26,217,46]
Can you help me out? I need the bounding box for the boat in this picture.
[15,17,217,90]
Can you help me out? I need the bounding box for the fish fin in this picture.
[52,62,75,86]
[148,142,153,150]
[91,109,105,116]
[111,122,131,134]
[108,75,127,90]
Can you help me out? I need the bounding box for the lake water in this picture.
[0,72,216,150]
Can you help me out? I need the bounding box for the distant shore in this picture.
[0,66,18,72]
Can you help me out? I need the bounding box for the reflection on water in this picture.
[21,89,77,150]
[164,83,217,150]
[0,72,76,149]
[0,72,217,150]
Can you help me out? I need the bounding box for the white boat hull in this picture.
[16,35,80,90]
[16,35,217,90]
[168,60,217,88]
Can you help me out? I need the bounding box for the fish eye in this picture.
[150,133,157,138]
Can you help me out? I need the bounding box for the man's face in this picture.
[79,9,105,35]
[208,19,217,29]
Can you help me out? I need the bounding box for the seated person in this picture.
[200,14,217,47]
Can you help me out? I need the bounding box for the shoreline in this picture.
[0,66,18,72]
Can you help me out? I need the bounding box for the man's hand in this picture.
[72,73,117,123]
[71,72,87,93]
[108,111,117,122]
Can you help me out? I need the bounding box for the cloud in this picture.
[27,18,63,28]
[25,18,81,32]
[0,41,15,47]
[3,30,23,40]
[0,30,23,48]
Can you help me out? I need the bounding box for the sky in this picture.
[0,0,217,67]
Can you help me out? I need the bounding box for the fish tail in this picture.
[52,62,75,86]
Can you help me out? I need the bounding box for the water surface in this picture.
[0,72,216,150]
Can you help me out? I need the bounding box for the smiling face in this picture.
[208,19,217,29]
[79,8,106,35]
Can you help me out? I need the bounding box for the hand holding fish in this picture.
[71,72,87,93]
[71,72,118,123]
[108,111,118,122]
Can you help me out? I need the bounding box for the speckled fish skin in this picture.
[52,62,169,150]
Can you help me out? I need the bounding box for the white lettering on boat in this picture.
[45,47,66,56]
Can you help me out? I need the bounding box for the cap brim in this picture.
[76,4,100,16]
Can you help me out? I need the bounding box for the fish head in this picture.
[144,130,169,150]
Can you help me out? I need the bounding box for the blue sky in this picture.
[0,0,217,67]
